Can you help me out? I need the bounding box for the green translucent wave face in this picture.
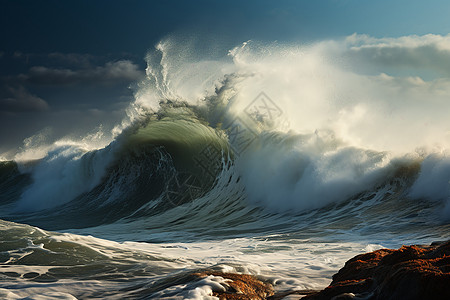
[0,161,32,206]
[125,118,230,179]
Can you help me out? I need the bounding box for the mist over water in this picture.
[1,35,450,299]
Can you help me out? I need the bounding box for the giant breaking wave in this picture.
[1,37,449,237]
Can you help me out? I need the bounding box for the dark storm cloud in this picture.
[47,53,95,67]
[11,52,96,68]
[0,52,143,118]
[0,86,49,112]
[20,60,143,86]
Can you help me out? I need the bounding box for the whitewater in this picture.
[1,35,450,299]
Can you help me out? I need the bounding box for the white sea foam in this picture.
[14,142,116,211]
[0,289,77,300]
[1,220,382,299]
[237,131,393,212]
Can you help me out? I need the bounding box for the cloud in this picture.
[9,52,94,67]
[47,53,95,67]
[0,86,49,112]
[21,60,143,85]
[344,33,450,76]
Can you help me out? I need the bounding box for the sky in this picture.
[1,0,450,155]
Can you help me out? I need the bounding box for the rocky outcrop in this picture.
[193,272,275,299]
[304,241,450,300]
[192,272,320,299]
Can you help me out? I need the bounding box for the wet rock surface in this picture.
[304,240,450,300]
[193,272,275,299]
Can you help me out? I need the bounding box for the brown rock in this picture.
[304,241,450,300]
[193,272,275,299]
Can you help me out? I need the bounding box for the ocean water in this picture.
[1,39,450,299]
